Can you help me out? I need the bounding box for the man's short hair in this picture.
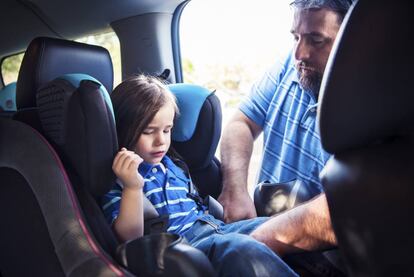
[290,0,354,23]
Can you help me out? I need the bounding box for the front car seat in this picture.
[318,0,414,276]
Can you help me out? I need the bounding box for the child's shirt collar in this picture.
[138,155,184,179]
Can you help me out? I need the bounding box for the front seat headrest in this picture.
[318,0,414,154]
[17,37,113,109]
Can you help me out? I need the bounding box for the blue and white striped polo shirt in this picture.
[101,155,205,235]
[240,52,331,193]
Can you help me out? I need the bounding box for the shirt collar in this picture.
[138,155,182,178]
[138,159,160,177]
[162,155,185,179]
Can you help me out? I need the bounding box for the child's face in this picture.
[134,102,175,164]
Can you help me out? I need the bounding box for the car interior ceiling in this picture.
[0,0,186,56]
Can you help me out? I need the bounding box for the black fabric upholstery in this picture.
[36,77,120,258]
[0,111,15,118]
[0,167,64,277]
[318,0,414,275]
[318,0,414,154]
[37,78,118,198]
[0,118,127,276]
[321,138,414,276]
[118,233,214,277]
[172,94,222,198]
[12,107,43,133]
[16,37,113,109]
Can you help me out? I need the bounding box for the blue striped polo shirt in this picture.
[240,52,331,194]
[101,155,205,235]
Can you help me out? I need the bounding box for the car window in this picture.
[1,53,24,86]
[76,31,122,87]
[180,0,293,188]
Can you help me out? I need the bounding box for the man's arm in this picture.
[250,193,337,256]
[218,110,262,223]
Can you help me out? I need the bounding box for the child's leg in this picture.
[183,216,298,277]
[191,231,298,276]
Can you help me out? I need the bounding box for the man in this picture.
[219,0,352,222]
[219,0,353,270]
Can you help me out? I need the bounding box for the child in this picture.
[102,75,298,277]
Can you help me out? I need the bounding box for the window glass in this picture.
[76,31,122,87]
[180,0,293,188]
[1,53,24,85]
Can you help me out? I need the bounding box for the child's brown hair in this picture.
[111,74,179,150]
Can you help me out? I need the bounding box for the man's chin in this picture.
[298,74,322,97]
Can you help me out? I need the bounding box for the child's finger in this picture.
[127,154,143,170]
[120,150,140,169]
[113,147,130,166]
[114,150,132,170]
[112,151,124,170]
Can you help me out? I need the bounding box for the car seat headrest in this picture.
[318,0,414,154]
[168,83,222,170]
[168,83,212,142]
[36,73,118,198]
[17,37,113,109]
[0,82,16,111]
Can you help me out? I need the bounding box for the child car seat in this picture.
[36,73,214,277]
[3,36,213,276]
[168,83,222,199]
[0,82,17,117]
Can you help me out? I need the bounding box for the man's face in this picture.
[291,8,341,96]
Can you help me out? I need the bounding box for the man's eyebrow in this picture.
[290,29,324,37]
[308,31,324,37]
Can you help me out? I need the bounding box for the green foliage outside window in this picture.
[1,53,24,85]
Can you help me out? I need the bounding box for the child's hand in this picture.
[112,148,144,190]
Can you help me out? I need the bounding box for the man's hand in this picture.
[112,147,144,190]
[218,189,257,223]
[250,194,336,256]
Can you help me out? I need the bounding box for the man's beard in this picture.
[297,63,323,98]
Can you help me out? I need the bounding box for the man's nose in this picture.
[294,39,310,62]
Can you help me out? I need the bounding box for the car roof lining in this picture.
[0,0,185,57]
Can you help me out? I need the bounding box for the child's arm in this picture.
[112,148,145,242]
